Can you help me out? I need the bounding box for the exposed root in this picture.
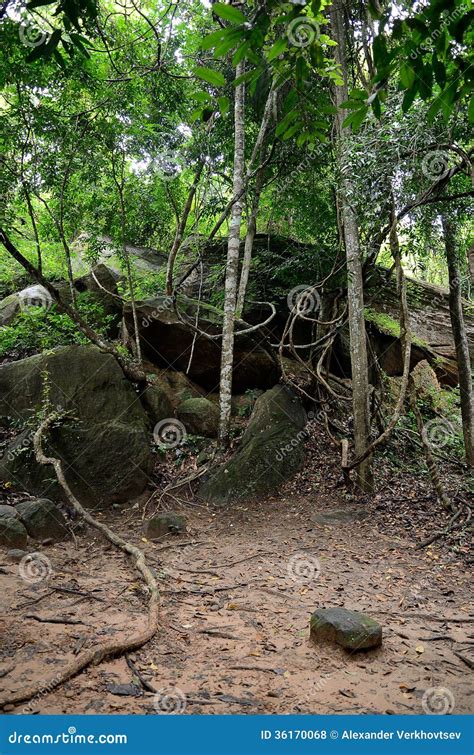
[0,412,160,709]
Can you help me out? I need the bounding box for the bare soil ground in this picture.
[1,478,473,716]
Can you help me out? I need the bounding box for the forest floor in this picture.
[1,425,473,716]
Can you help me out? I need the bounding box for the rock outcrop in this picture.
[124,295,280,393]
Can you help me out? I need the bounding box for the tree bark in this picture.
[331,0,373,491]
[218,61,245,446]
[442,215,473,466]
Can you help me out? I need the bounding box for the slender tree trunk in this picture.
[235,166,264,319]
[111,151,142,366]
[166,159,205,295]
[331,1,373,491]
[219,61,245,446]
[236,86,277,318]
[442,215,473,466]
[23,187,42,275]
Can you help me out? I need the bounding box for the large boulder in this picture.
[124,296,280,393]
[198,385,306,505]
[0,345,152,507]
[310,608,382,651]
[177,397,219,438]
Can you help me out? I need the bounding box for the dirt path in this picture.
[1,491,472,716]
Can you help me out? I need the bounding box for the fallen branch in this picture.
[0,412,160,709]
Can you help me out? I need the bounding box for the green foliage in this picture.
[0,294,115,358]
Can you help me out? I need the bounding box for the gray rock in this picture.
[0,285,53,326]
[145,512,187,539]
[177,397,219,438]
[16,499,68,542]
[0,518,28,549]
[0,505,19,519]
[310,608,382,650]
[0,345,152,508]
[199,386,306,505]
[6,548,29,562]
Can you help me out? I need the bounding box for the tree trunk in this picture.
[235,166,264,319]
[112,151,142,366]
[166,159,206,295]
[442,215,473,466]
[23,186,42,275]
[236,85,277,318]
[331,1,373,491]
[218,61,245,446]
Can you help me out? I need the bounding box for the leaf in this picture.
[217,96,229,114]
[400,62,416,89]
[342,106,368,131]
[213,2,246,24]
[267,38,287,62]
[191,91,212,103]
[200,29,228,51]
[194,66,225,87]
[232,40,250,65]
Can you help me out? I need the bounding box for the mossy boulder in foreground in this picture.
[198,385,306,505]
[310,607,382,650]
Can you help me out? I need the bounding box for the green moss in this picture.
[364,307,429,348]
[364,308,401,338]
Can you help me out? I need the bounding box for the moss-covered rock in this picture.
[198,385,306,505]
[141,382,174,426]
[0,345,152,507]
[411,360,447,411]
[310,608,382,650]
[0,517,28,549]
[177,397,219,437]
[145,512,187,539]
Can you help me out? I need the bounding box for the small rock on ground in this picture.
[310,607,382,650]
